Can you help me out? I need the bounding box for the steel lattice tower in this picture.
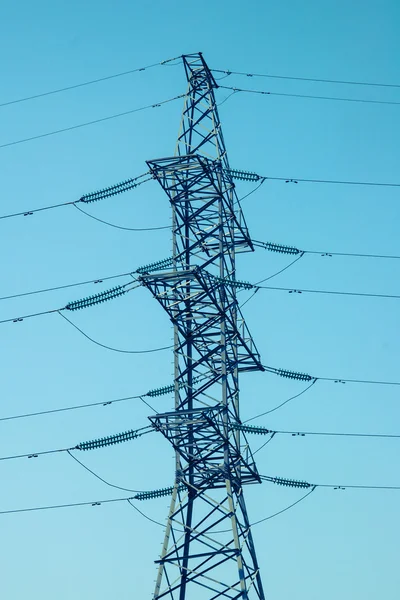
[140,53,266,599]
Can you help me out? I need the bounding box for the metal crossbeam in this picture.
[142,52,266,600]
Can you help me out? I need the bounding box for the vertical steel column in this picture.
[145,53,266,600]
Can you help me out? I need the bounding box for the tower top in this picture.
[176,53,230,167]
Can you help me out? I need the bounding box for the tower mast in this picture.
[140,53,266,599]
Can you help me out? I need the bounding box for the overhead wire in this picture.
[231,171,400,188]
[241,424,400,442]
[67,450,146,494]
[243,380,318,423]
[0,393,143,423]
[0,424,153,463]
[73,203,170,232]
[253,253,305,285]
[253,239,400,262]
[250,486,316,526]
[0,271,134,303]
[212,67,400,89]
[255,283,400,301]
[262,364,400,387]
[0,280,138,325]
[3,235,399,307]
[0,477,399,519]
[0,496,135,516]
[58,311,173,354]
[260,475,400,491]
[219,84,400,107]
[0,172,151,222]
[0,93,185,149]
[0,55,181,108]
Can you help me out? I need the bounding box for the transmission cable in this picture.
[253,253,305,285]
[58,311,173,354]
[0,393,143,423]
[126,499,166,528]
[4,232,397,306]
[0,280,139,325]
[0,373,190,423]
[0,172,151,222]
[67,450,146,494]
[253,239,400,262]
[212,67,400,89]
[0,271,134,303]
[260,474,400,491]
[73,203,170,232]
[228,167,400,188]
[219,84,400,107]
[262,364,400,388]
[0,496,136,516]
[0,56,181,108]
[251,486,316,526]
[0,424,153,463]
[0,93,185,149]
[255,283,400,301]
[238,423,400,441]
[244,367,400,424]
[243,380,318,422]
[1,475,399,518]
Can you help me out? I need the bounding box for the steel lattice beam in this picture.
[141,52,266,600]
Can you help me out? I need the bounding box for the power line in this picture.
[244,370,400,424]
[0,425,153,463]
[259,175,400,188]
[3,233,398,307]
[0,172,151,222]
[253,253,305,285]
[0,393,143,423]
[212,67,400,89]
[126,499,166,528]
[219,84,400,107]
[58,312,173,354]
[67,450,146,494]
[0,476,398,519]
[0,55,181,109]
[253,239,400,261]
[256,283,400,301]
[229,167,400,189]
[0,93,184,149]
[261,475,400,491]
[0,374,194,423]
[0,496,135,516]
[239,423,400,440]
[0,281,138,325]
[244,381,318,423]
[0,282,173,353]
[250,486,316,526]
[0,271,134,303]
[73,204,170,232]
[263,365,400,388]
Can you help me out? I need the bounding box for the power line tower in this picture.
[140,53,266,599]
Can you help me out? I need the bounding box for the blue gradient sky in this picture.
[0,1,399,598]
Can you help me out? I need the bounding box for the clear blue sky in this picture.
[0,1,399,598]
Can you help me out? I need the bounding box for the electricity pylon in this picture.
[140,53,266,599]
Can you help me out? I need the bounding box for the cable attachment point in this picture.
[79,174,149,203]
[255,241,301,255]
[273,368,313,382]
[233,423,271,435]
[136,257,174,274]
[65,285,127,311]
[225,168,262,182]
[77,427,149,451]
[266,476,312,489]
